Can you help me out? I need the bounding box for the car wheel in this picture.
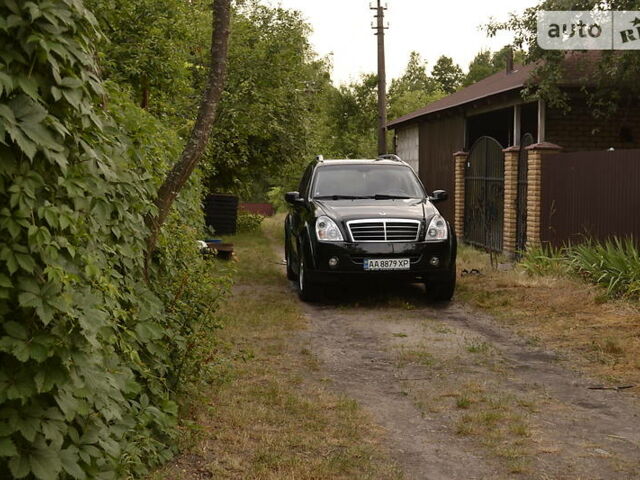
[284,231,296,281]
[297,250,319,302]
[426,266,456,302]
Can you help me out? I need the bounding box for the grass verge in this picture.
[454,386,534,474]
[151,216,401,479]
[457,244,640,387]
[392,321,537,476]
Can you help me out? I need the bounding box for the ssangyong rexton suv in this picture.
[284,155,456,302]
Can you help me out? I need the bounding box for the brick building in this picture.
[388,54,640,256]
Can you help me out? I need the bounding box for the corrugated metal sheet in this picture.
[541,149,640,246]
[396,125,419,173]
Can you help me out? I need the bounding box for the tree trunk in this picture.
[144,0,232,269]
[140,76,150,110]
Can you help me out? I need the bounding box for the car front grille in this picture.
[347,219,421,242]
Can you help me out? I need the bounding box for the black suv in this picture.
[284,155,457,302]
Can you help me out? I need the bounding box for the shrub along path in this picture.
[155,219,640,479]
[151,220,401,479]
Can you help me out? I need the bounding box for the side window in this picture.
[298,165,313,197]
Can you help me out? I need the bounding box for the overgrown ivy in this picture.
[0,1,230,478]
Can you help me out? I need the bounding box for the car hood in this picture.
[315,199,439,223]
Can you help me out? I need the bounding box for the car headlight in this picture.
[425,214,448,242]
[316,216,344,242]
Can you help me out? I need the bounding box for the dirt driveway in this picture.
[294,280,640,480]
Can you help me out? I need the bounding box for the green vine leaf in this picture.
[60,447,86,480]
[0,436,17,457]
[9,454,31,479]
[29,438,63,480]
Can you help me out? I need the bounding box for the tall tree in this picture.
[464,50,495,86]
[491,45,527,71]
[388,51,443,120]
[488,0,640,113]
[431,56,464,94]
[204,3,334,199]
[389,52,438,97]
[87,0,208,121]
[323,74,379,159]
[463,47,527,86]
[145,0,232,260]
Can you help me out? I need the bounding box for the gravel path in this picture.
[292,280,640,480]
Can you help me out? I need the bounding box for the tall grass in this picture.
[568,238,640,298]
[519,238,640,299]
[519,245,568,277]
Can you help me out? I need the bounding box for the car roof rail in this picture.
[377,154,402,162]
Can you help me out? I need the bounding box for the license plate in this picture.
[363,258,410,271]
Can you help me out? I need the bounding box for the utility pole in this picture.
[371,0,388,155]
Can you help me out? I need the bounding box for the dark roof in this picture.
[387,63,536,129]
[387,52,603,129]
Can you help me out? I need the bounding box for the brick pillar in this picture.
[453,151,468,240]
[524,142,562,249]
[502,146,520,258]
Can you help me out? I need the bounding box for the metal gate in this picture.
[515,133,534,255]
[464,136,505,252]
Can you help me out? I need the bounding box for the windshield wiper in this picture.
[314,195,371,200]
[372,194,412,200]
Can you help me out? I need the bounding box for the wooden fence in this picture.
[240,203,275,217]
[540,149,640,246]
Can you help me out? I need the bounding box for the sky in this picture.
[267,0,537,85]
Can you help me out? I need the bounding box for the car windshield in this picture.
[312,164,424,199]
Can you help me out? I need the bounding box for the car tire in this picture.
[426,266,456,302]
[284,230,297,281]
[297,249,319,302]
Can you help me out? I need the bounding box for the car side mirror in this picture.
[429,190,448,203]
[285,191,304,206]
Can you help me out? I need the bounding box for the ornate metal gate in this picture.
[516,133,535,255]
[464,136,505,252]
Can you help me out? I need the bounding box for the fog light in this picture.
[329,257,339,268]
[429,256,440,267]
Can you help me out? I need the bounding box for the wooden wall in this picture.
[418,114,465,223]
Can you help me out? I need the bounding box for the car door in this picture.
[289,164,314,267]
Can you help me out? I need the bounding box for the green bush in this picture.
[237,211,265,233]
[519,239,640,300]
[568,238,640,299]
[0,2,229,478]
[267,186,288,214]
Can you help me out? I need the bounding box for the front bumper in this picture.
[305,240,455,284]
